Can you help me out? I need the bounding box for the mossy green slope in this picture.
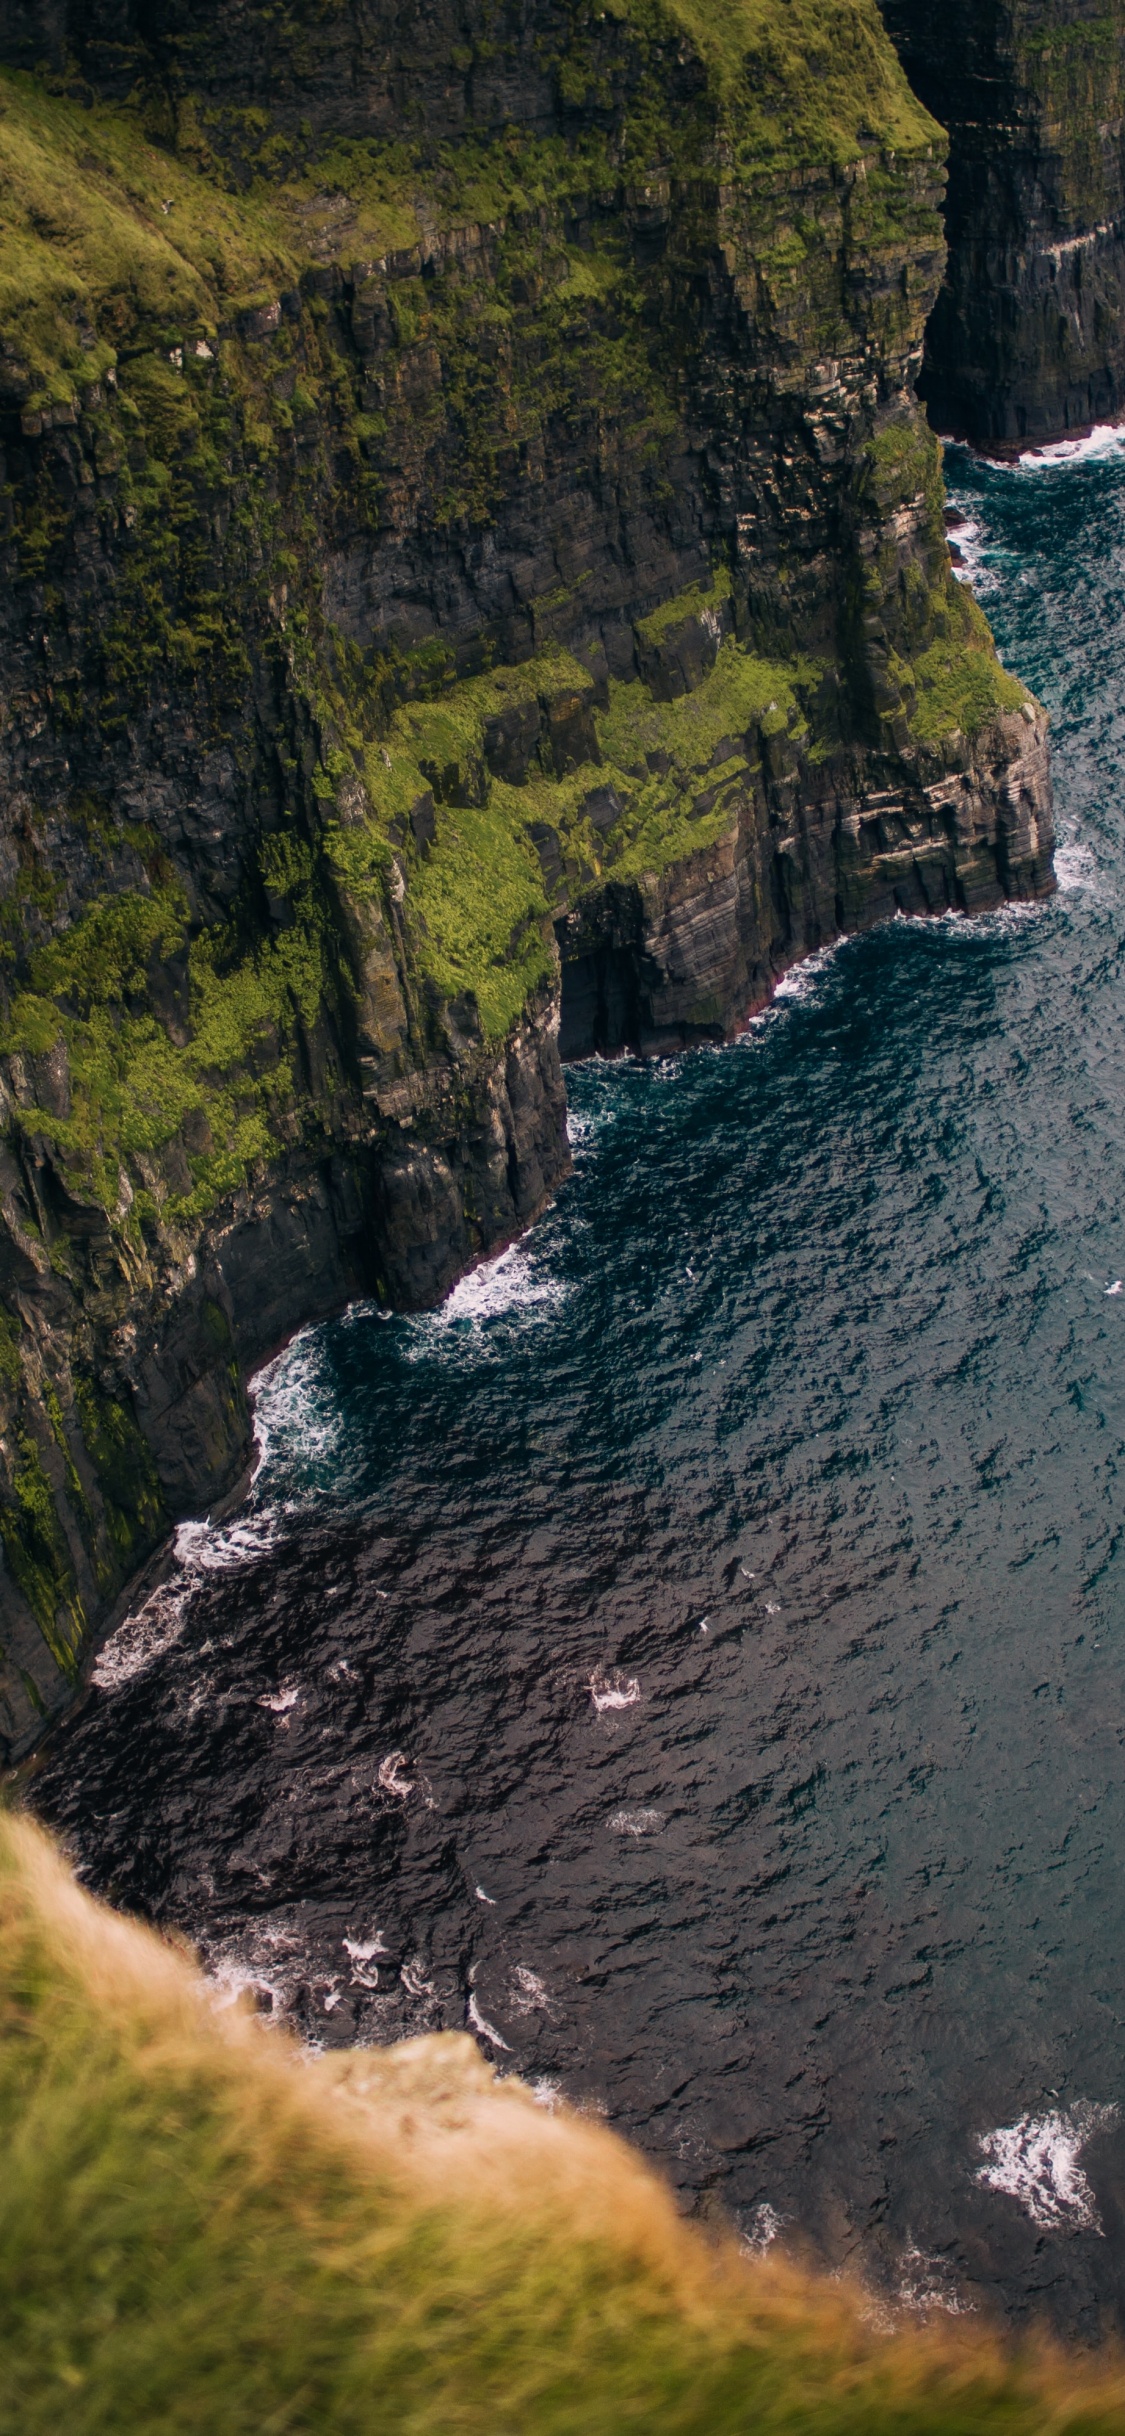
[1,1806,1122,2435]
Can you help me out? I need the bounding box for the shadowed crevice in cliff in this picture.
[877,0,1125,448]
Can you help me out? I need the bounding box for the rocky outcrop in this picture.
[557,696,1051,1053]
[878,0,1125,446]
[0,0,1053,1755]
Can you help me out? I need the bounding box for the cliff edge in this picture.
[0,0,1052,1756]
[2,1807,1123,2431]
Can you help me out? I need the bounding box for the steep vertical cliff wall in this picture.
[0,0,1052,1756]
[878,0,1125,445]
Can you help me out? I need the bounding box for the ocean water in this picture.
[31,434,1125,2334]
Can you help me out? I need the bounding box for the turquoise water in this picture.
[35,436,1125,2331]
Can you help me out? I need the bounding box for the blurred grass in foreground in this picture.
[0,1808,1121,2434]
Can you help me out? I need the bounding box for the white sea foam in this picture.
[894,2241,975,2317]
[736,939,848,1046]
[607,1806,666,1837]
[1053,833,1104,896]
[343,1929,388,1993]
[740,2202,784,2256]
[173,1510,285,1574]
[588,1667,642,1712]
[989,421,1125,473]
[566,1107,614,1157]
[975,2100,1119,2231]
[934,893,1044,944]
[343,1934,390,1966]
[468,1992,512,2050]
[508,1965,554,2018]
[436,1242,567,1326]
[377,1750,414,1799]
[209,1960,287,2014]
[249,1325,349,1492]
[947,514,990,589]
[204,1912,326,2021]
[401,1956,437,2000]
[257,1683,300,1717]
[769,940,846,1008]
[90,1575,192,1690]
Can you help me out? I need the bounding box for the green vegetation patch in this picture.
[73,1381,165,1576]
[0,870,328,1228]
[588,644,821,882]
[635,574,733,649]
[356,654,600,1040]
[408,804,553,1039]
[0,1436,84,1678]
[310,591,844,1041]
[0,70,301,411]
[321,608,833,1039]
[894,588,1029,744]
[609,0,943,171]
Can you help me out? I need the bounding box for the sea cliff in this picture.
[0,0,1053,1756]
[878,0,1125,446]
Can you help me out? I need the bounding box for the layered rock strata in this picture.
[878,0,1125,446]
[0,0,1052,1754]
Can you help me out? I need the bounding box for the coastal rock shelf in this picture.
[0,0,1053,1754]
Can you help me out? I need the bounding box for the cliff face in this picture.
[0,0,1053,1756]
[878,0,1125,446]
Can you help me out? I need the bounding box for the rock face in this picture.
[0,0,1053,1754]
[878,0,1125,446]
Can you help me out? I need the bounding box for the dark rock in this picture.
[417,754,488,808]
[528,822,564,889]
[541,686,601,777]
[582,785,624,834]
[878,0,1125,445]
[636,596,732,702]
[409,790,436,850]
[483,698,542,783]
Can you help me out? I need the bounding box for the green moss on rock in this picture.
[73,1380,165,1573]
[0,1435,84,1679]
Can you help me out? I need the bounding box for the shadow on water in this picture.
[32,436,1125,2336]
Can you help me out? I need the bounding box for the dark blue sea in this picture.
[32,434,1125,2334]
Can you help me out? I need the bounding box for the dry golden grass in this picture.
[2,1805,1124,2433]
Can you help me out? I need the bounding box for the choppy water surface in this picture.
[33,435,1125,2332]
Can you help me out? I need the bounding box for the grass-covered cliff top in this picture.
[0,66,410,412]
[0,0,942,413]
[2,1804,1123,2435]
[614,0,941,168]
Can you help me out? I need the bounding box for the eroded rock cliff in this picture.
[879,0,1125,446]
[0,0,1052,1754]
